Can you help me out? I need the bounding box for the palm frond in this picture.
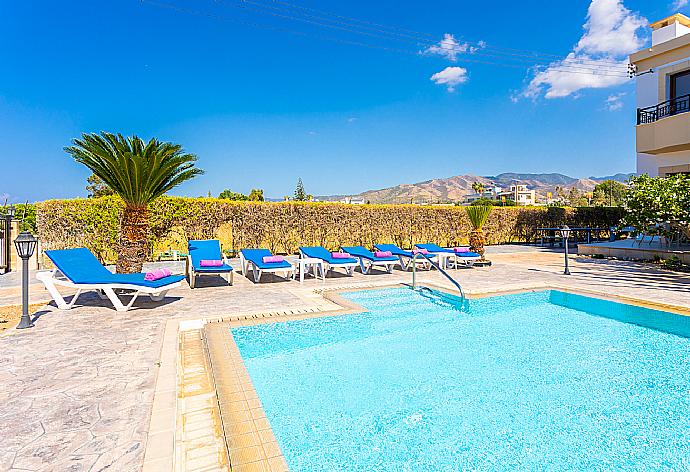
[65,132,203,206]
[465,205,492,230]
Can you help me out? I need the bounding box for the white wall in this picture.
[637,150,690,175]
[636,70,659,108]
[652,22,690,46]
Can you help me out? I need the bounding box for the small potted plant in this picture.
[465,204,492,260]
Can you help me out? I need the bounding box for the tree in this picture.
[591,180,627,207]
[65,132,202,273]
[465,205,492,260]
[248,189,264,202]
[294,178,307,201]
[565,188,589,207]
[219,189,249,201]
[86,173,114,198]
[471,182,485,195]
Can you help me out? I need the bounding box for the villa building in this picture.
[464,184,536,206]
[631,13,690,176]
[340,197,366,204]
[497,184,536,206]
[464,186,503,204]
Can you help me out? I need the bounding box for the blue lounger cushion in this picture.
[374,244,437,259]
[108,272,186,289]
[300,246,358,265]
[188,240,233,272]
[456,252,481,258]
[45,248,184,288]
[414,243,455,253]
[415,243,480,258]
[373,243,412,257]
[341,246,398,262]
[241,249,292,269]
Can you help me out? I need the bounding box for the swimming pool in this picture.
[231,288,690,471]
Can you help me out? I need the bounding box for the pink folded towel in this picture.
[262,255,284,263]
[200,259,223,267]
[412,248,429,255]
[454,247,470,253]
[144,268,172,281]
[374,251,393,258]
[331,252,351,259]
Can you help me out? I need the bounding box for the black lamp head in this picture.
[14,231,37,259]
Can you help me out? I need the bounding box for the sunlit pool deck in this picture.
[1,246,690,471]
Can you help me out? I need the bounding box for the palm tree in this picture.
[465,205,492,260]
[472,181,485,195]
[65,132,203,273]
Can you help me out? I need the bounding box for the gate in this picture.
[0,216,9,273]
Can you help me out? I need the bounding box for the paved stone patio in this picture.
[1,246,689,471]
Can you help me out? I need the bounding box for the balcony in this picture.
[637,94,690,155]
[637,94,690,124]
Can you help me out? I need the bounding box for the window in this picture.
[670,70,690,99]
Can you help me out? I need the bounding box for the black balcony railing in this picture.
[637,93,690,124]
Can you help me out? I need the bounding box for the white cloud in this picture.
[574,0,647,56]
[523,0,646,99]
[347,117,357,123]
[673,0,689,10]
[524,55,631,99]
[430,66,468,92]
[424,34,480,62]
[605,92,626,110]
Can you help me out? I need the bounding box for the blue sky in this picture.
[0,0,684,202]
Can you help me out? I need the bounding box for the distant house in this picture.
[464,186,503,203]
[340,197,367,204]
[497,184,536,206]
[465,184,535,206]
[631,13,690,176]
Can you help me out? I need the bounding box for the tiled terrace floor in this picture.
[1,247,689,471]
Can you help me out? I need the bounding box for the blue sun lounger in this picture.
[37,247,184,312]
[187,240,234,288]
[299,246,359,276]
[341,246,400,274]
[414,243,481,268]
[373,243,436,271]
[239,249,295,283]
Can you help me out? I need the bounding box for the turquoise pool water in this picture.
[232,288,690,471]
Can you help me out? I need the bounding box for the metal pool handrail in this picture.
[411,252,465,300]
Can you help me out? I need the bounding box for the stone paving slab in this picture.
[0,251,689,471]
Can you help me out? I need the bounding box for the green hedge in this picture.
[36,197,624,263]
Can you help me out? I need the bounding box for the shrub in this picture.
[36,197,624,264]
[624,174,690,240]
[0,203,37,233]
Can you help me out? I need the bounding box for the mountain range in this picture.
[319,172,633,204]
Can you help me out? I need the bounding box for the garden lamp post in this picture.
[14,231,37,329]
[4,205,15,272]
[560,225,571,275]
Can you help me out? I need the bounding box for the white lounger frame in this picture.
[393,254,433,271]
[36,269,182,312]
[353,256,399,275]
[239,252,295,283]
[300,250,359,277]
[186,256,234,289]
[451,254,481,268]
